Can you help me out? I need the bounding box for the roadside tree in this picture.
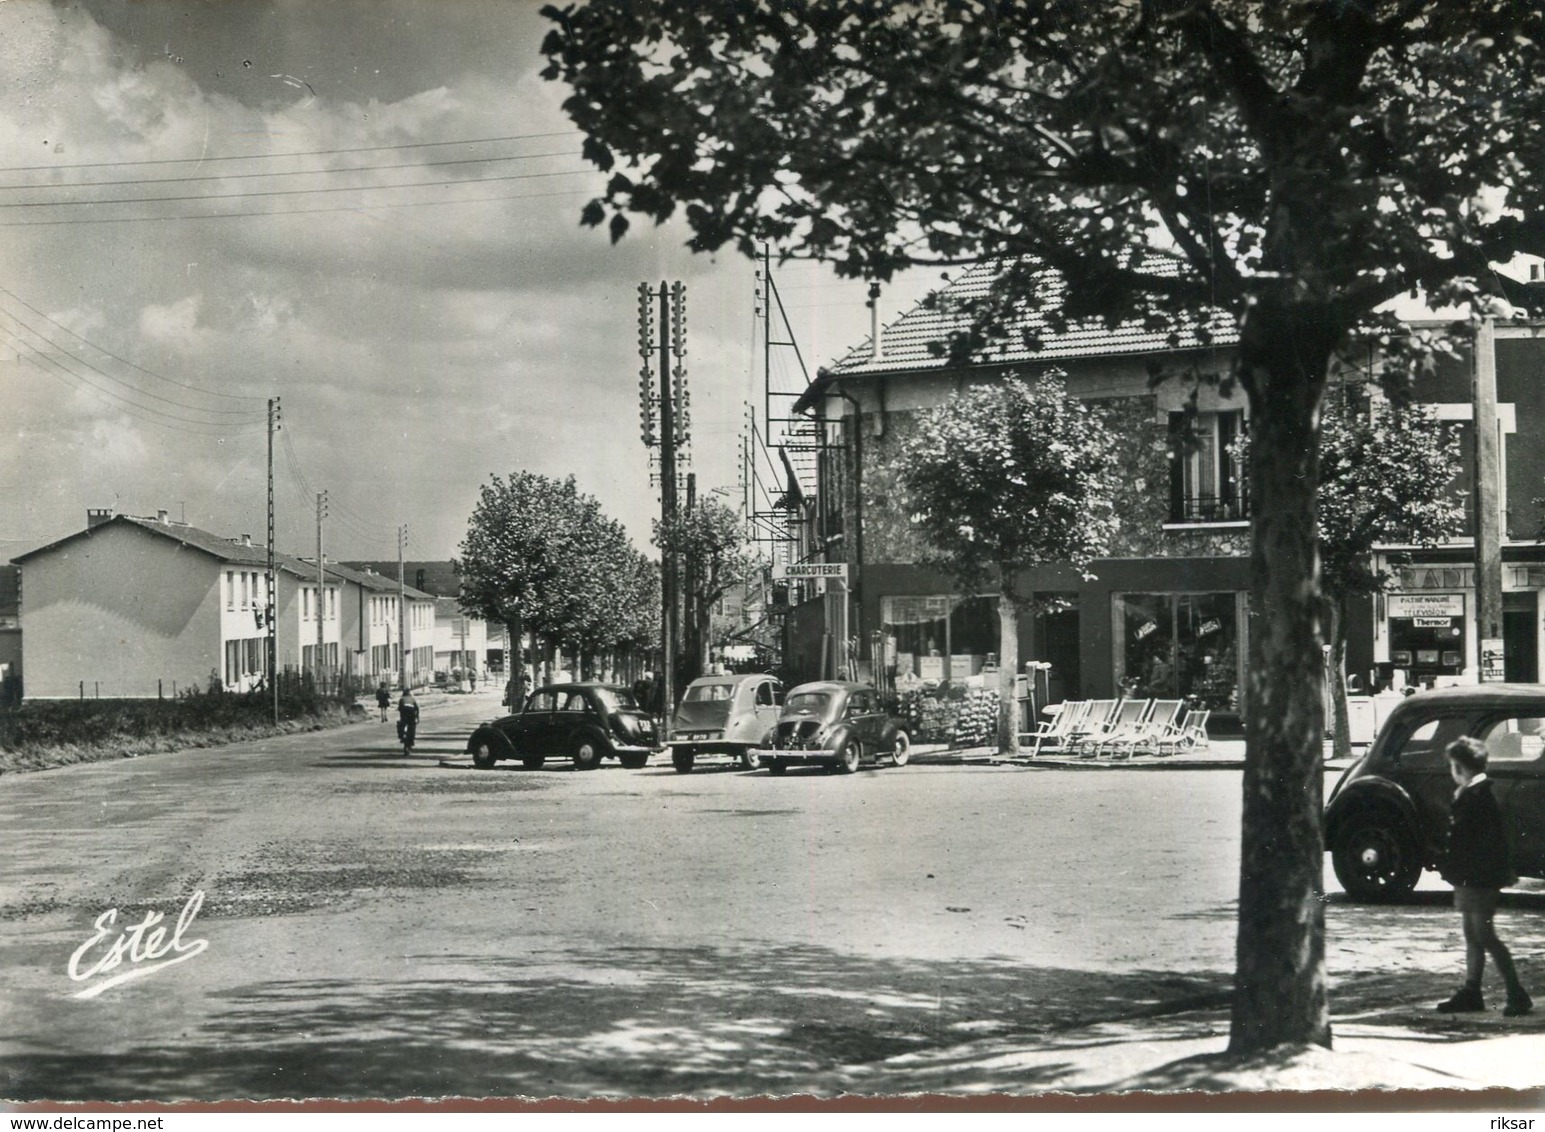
[896,374,1118,756]
[1238,384,1465,760]
[540,1,1545,1053]
[654,498,756,683]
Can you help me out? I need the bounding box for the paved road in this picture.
[2,690,1541,1100]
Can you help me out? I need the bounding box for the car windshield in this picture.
[684,683,735,702]
[595,687,640,712]
[785,692,835,716]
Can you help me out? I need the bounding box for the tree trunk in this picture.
[997,566,1021,757]
[1327,597,1354,763]
[1229,314,1333,1054]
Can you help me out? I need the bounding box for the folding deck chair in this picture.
[1155,708,1211,756]
[1070,697,1153,758]
[1020,699,1092,757]
[1106,698,1184,759]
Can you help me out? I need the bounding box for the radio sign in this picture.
[771,562,849,582]
[1389,593,1464,618]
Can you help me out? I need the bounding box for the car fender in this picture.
[467,727,514,757]
[823,722,859,754]
[1325,777,1421,848]
[564,723,613,756]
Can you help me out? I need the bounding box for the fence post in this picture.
[159,679,164,700]
[80,681,84,701]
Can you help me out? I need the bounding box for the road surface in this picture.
[2,688,1541,1100]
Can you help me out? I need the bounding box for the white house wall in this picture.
[21,523,222,698]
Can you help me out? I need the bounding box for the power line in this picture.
[0,130,581,173]
[0,283,263,404]
[0,184,597,228]
[0,149,580,193]
[0,165,592,211]
[12,343,265,435]
[0,304,264,418]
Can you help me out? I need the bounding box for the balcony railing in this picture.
[1170,492,1250,524]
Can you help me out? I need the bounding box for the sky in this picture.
[0,0,937,564]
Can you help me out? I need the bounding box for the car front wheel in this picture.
[740,748,763,771]
[1332,815,1422,902]
[471,739,500,770]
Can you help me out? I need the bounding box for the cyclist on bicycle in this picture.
[397,689,420,754]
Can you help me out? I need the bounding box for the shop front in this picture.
[1368,559,1545,688]
[1112,591,1246,713]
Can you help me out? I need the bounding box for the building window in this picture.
[1168,411,1247,523]
[227,571,236,610]
[328,587,337,620]
[880,595,999,682]
[1115,592,1242,711]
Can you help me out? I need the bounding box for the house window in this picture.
[1168,411,1247,523]
[328,587,337,620]
[227,571,235,610]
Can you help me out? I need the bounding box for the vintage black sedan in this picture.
[759,680,911,775]
[1325,683,1545,901]
[467,682,663,770]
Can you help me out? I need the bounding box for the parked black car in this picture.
[467,683,663,770]
[1325,684,1545,901]
[759,680,911,775]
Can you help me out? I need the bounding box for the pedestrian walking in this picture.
[375,682,391,722]
[1436,736,1533,1016]
[397,689,420,755]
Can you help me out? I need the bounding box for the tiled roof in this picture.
[13,516,432,598]
[827,260,1238,378]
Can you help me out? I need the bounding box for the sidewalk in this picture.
[911,737,1364,771]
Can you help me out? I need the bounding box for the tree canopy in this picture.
[457,472,653,658]
[898,373,1119,599]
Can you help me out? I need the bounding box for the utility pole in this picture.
[267,397,280,724]
[315,491,328,689]
[398,525,409,691]
[1474,318,1505,681]
[638,281,691,735]
[685,471,697,678]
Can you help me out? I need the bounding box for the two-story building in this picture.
[794,262,1545,721]
[11,510,444,699]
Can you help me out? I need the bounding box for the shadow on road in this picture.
[1,942,1234,1102]
[5,914,1543,1102]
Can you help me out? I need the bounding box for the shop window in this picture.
[880,594,999,684]
[1168,411,1247,523]
[1117,592,1241,710]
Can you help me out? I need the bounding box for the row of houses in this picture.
[776,259,1545,725]
[6,508,503,700]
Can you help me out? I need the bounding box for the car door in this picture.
[556,690,598,752]
[508,689,556,754]
[847,689,880,748]
[752,679,781,739]
[1476,712,1545,875]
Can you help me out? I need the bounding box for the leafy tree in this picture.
[1239,384,1465,760]
[458,472,650,680]
[896,374,1119,755]
[654,498,757,682]
[540,0,1545,1053]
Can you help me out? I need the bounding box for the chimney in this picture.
[86,508,113,529]
[868,283,883,361]
[241,534,252,546]
[156,509,170,524]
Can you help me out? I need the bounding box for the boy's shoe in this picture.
[1436,985,1486,1013]
[1504,990,1534,1017]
